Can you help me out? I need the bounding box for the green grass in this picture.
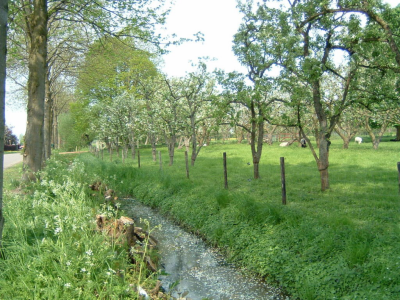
[0,155,158,299]
[2,139,399,299]
[76,140,400,299]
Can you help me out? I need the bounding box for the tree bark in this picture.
[165,135,176,166]
[0,0,8,250]
[23,0,48,181]
[43,70,52,160]
[190,116,198,166]
[313,81,330,191]
[250,102,264,180]
[149,132,157,162]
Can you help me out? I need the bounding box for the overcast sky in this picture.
[5,0,400,138]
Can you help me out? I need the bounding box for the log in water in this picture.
[123,199,288,300]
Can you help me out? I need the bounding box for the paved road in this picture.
[3,153,23,169]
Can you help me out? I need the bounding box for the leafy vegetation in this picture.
[70,139,400,299]
[0,155,160,299]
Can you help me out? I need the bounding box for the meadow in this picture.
[84,138,399,299]
[1,138,399,299]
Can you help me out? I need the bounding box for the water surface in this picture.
[124,199,288,300]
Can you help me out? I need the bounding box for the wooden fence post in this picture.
[159,151,162,171]
[280,157,287,205]
[138,150,141,168]
[223,152,228,189]
[397,162,400,194]
[185,151,189,179]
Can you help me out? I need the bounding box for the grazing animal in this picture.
[355,137,362,144]
[280,142,289,147]
[300,138,307,148]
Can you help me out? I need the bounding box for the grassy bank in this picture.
[75,140,400,299]
[0,155,159,299]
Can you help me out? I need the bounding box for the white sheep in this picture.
[279,142,290,147]
[355,137,362,144]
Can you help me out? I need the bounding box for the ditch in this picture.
[123,199,288,300]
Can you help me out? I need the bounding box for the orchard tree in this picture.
[226,3,297,179]
[334,107,364,149]
[363,106,400,149]
[136,75,166,162]
[234,1,391,190]
[219,72,269,179]
[163,76,187,165]
[179,62,216,166]
[94,93,137,163]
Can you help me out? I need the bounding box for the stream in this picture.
[123,199,288,300]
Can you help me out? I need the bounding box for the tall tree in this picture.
[0,0,7,251]
[227,4,290,179]
[22,0,47,180]
[234,1,391,190]
[9,0,170,180]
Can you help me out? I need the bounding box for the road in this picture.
[3,153,23,169]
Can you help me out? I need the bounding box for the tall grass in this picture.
[0,155,157,299]
[78,140,400,299]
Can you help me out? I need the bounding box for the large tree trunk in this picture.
[43,71,52,160]
[395,125,400,140]
[23,0,48,181]
[0,0,8,250]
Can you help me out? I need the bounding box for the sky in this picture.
[5,0,400,139]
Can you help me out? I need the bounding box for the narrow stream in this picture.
[123,199,288,300]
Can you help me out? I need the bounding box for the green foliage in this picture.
[0,155,158,299]
[75,141,400,299]
[58,113,89,151]
[77,37,158,105]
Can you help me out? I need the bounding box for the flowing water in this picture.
[123,199,288,300]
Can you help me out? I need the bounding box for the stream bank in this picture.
[123,199,288,300]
